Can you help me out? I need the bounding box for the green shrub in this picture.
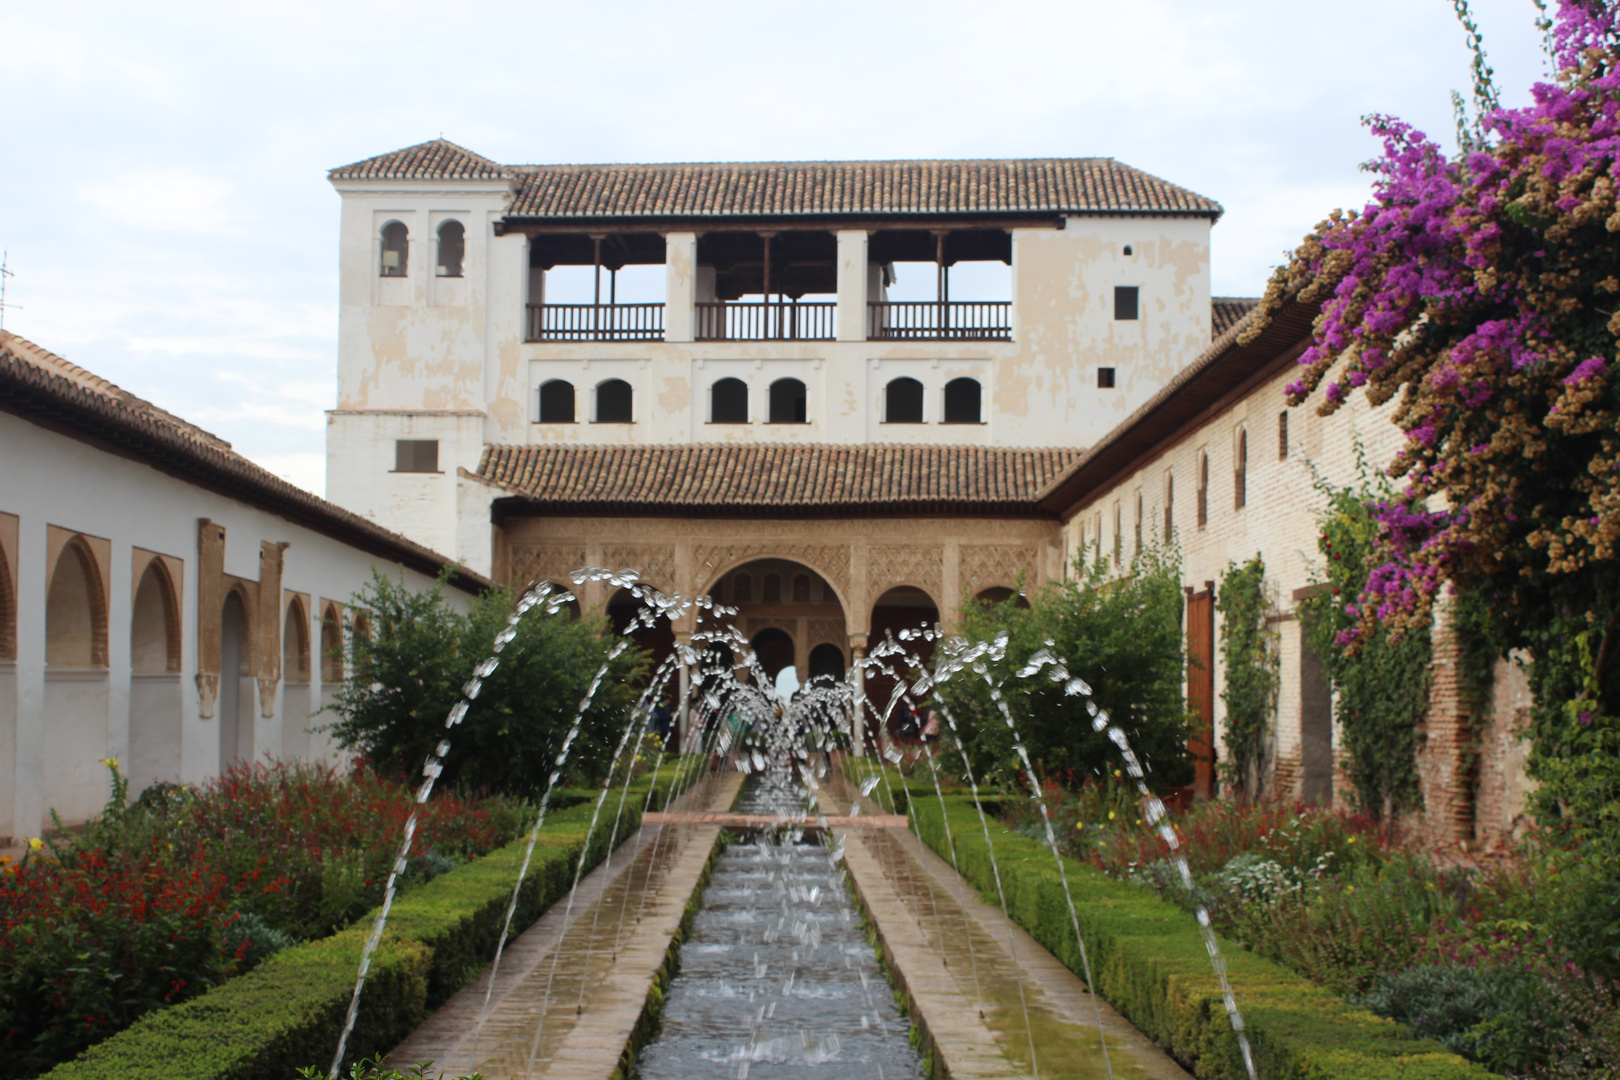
[329,570,647,796]
[939,541,1194,792]
[1354,964,1565,1075]
[36,791,662,1080]
[906,794,1495,1079]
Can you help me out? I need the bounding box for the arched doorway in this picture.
[283,597,312,760]
[608,586,676,683]
[864,586,941,750]
[749,627,795,682]
[808,642,845,683]
[219,590,250,773]
[45,536,110,821]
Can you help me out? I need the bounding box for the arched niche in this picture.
[46,536,107,668]
[0,538,15,662]
[131,559,181,674]
[864,585,941,749]
[283,597,311,683]
[320,604,344,683]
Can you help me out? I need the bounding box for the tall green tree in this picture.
[936,544,1193,792]
[328,572,646,796]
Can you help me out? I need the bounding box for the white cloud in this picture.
[79,170,238,234]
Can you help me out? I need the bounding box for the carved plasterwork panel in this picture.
[692,543,852,601]
[869,545,943,605]
[602,545,676,593]
[806,617,847,651]
[960,545,1040,601]
[509,544,588,589]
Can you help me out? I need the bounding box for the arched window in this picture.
[711,377,748,424]
[320,605,344,683]
[885,377,924,423]
[768,378,806,424]
[380,221,409,278]
[436,220,465,278]
[808,643,845,682]
[1197,451,1209,528]
[0,540,15,662]
[943,377,982,424]
[131,560,180,674]
[284,598,310,683]
[733,572,752,603]
[1278,410,1290,460]
[352,612,372,645]
[763,573,782,604]
[792,574,810,604]
[1234,428,1248,510]
[595,379,633,423]
[1164,471,1175,539]
[539,380,576,423]
[46,537,106,668]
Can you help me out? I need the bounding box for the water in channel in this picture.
[635,772,925,1080]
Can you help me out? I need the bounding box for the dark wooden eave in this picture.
[494,214,1069,237]
[0,347,490,595]
[1036,298,1321,520]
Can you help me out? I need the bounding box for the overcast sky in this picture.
[1,0,1554,496]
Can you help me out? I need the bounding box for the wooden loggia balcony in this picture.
[694,301,836,342]
[527,303,665,342]
[524,299,1013,342]
[868,301,1011,341]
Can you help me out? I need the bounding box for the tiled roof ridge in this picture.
[504,155,1120,171]
[0,333,489,594]
[329,138,513,182]
[477,442,1083,514]
[0,331,232,451]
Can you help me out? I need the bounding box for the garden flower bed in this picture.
[3,757,700,1079]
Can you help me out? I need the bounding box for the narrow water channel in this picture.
[635,772,925,1080]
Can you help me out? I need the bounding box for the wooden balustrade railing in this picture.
[694,301,836,342]
[526,303,665,342]
[867,301,1012,341]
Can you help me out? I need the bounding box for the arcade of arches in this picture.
[497,515,1063,741]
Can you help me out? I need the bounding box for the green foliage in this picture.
[1355,964,1565,1076]
[297,1059,483,1080]
[906,794,1494,1080]
[329,570,646,796]
[35,792,661,1080]
[940,542,1193,792]
[1216,555,1279,799]
[1301,460,1432,820]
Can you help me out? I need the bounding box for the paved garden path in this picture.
[824,769,1192,1080]
[384,770,744,1079]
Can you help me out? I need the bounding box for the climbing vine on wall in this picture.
[1216,554,1279,800]
[1301,454,1434,821]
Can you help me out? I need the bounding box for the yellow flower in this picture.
[1108,810,1117,820]
[27,837,43,852]
[1113,770,1122,779]
[1347,836,1356,844]
[1076,821,1085,831]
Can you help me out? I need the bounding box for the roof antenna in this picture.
[0,251,18,334]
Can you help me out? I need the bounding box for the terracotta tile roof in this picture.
[503,158,1222,221]
[0,331,489,593]
[1212,296,1260,337]
[327,140,1222,220]
[478,444,1084,516]
[329,138,513,182]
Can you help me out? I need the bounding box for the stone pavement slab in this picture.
[385,771,744,1079]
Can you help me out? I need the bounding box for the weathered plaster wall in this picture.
[0,411,469,841]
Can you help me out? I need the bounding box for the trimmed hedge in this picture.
[41,764,703,1080]
[906,794,1498,1080]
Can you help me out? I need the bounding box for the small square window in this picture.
[1097,367,1116,389]
[394,440,439,473]
[1114,286,1139,321]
